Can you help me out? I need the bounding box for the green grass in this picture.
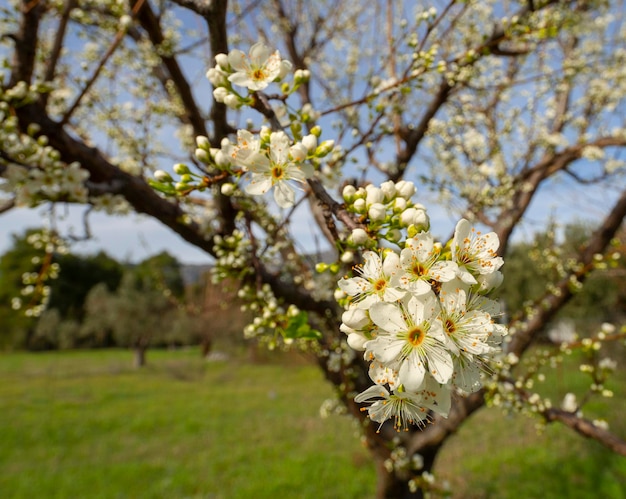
[0,348,625,498]
[0,349,375,498]
[438,348,626,498]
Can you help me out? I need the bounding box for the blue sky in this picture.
[0,172,619,264]
[1,2,623,264]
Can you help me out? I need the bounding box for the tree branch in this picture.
[542,408,626,456]
[130,0,209,137]
[507,187,626,356]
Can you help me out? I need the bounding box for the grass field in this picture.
[1,348,625,498]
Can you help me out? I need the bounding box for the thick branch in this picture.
[9,0,45,87]
[131,0,208,137]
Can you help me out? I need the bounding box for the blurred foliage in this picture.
[498,222,626,334]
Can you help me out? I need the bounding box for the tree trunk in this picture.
[133,345,147,368]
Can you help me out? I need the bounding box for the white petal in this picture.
[245,175,272,195]
[227,49,248,71]
[368,336,405,364]
[347,333,368,351]
[429,261,458,282]
[382,251,401,277]
[273,181,295,208]
[249,42,271,65]
[355,384,389,403]
[426,348,454,384]
[369,302,406,334]
[341,308,370,329]
[245,153,271,173]
[361,251,382,277]
[398,356,426,391]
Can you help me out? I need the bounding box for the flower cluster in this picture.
[0,104,91,206]
[206,42,294,108]
[153,127,334,209]
[341,180,429,252]
[338,213,507,431]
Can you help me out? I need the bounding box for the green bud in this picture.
[173,163,190,175]
[315,140,335,157]
[195,135,211,150]
[310,126,322,137]
[154,170,173,183]
[27,123,41,136]
[195,148,211,164]
[315,262,328,273]
[180,174,193,183]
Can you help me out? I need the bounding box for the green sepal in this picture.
[148,179,177,195]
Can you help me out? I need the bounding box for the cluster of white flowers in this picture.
[222,128,315,208]
[0,103,92,206]
[341,180,429,253]
[206,42,293,108]
[337,213,507,431]
[155,131,333,210]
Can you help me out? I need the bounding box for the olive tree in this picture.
[1,0,625,496]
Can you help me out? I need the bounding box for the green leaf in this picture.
[283,311,322,340]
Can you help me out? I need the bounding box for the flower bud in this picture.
[302,134,317,151]
[400,207,417,227]
[195,148,211,164]
[196,136,211,150]
[214,150,231,168]
[412,209,429,231]
[119,15,133,29]
[290,142,308,162]
[350,228,369,245]
[260,126,271,142]
[310,126,322,137]
[342,185,356,202]
[393,197,407,212]
[215,53,229,69]
[353,198,366,213]
[340,251,354,263]
[206,67,228,86]
[341,308,370,329]
[294,69,310,84]
[316,262,329,273]
[386,229,402,242]
[315,140,335,157]
[368,202,386,222]
[173,163,190,175]
[365,185,384,206]
[154,170,173,183]
[223,94,241,109]
[380,180,397,201]
[395,180,416,199]
[213,87,229,103]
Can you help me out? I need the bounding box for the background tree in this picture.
[1,0,626,497]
